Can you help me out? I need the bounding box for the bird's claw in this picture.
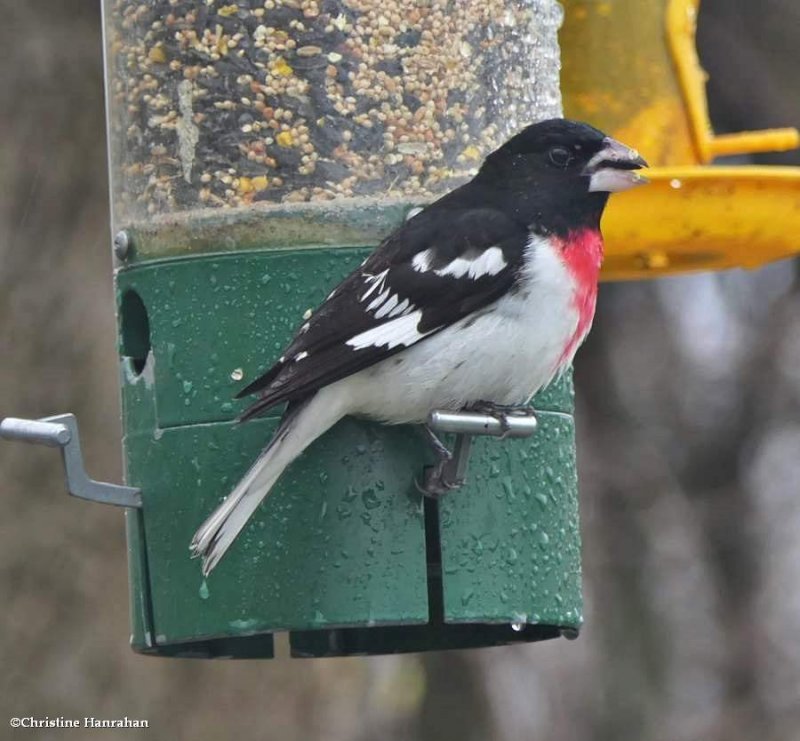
[417,424,466,498]
[416,462,464,499]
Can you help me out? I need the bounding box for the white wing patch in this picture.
[434,246,506,280]
[374,293,399,318]
[411,249,433,272]
[366,290,416,319]
[294,351,309,361]
[346,310,427,350]
[360,269,389,301]
[388,297,411,317]
[366,288,390,312]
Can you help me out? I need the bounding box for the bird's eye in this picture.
[548,146,573,168]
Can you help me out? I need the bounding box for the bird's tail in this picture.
[190,389,346,576]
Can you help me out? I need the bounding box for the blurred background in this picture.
[1,1,799,739]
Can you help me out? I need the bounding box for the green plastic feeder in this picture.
[116,205,582,658]
[108,0,580,658]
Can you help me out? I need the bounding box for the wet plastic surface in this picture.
[118,244,581,657]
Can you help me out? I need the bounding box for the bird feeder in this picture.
[9,0,790,661]
[560,0,800,279]
[102,0,579,658]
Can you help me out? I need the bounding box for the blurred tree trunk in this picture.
[417,652,493,741]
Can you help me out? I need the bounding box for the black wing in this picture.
[236,204,529,421]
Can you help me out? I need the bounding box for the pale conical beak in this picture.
[584,137,649,193]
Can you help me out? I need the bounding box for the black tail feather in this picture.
[236,394,282,423]
[236,391,314,425]
[234,361,284,399]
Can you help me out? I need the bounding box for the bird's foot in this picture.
[417,458,465,498]
[416,425,465,498]
[467,401,537,439]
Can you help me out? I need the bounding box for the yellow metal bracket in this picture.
[601,166,800,281]
[666,0,800,162]
[561,0,800,278]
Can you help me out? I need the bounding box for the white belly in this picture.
[343,240,582,424]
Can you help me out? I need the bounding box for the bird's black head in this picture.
[475,118,648,235]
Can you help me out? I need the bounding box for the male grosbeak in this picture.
[191,118,647,575]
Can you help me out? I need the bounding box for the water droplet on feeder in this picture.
[199,580,210,600]
[230,367,244,381]
[670,178,682,189]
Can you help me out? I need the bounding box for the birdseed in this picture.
[104,0,563,226]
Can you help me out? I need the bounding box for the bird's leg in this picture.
[467,401,537,438]
[422,424,452,461]
[416,425,465,498]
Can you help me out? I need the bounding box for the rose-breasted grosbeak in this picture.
[191,118,647,575]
